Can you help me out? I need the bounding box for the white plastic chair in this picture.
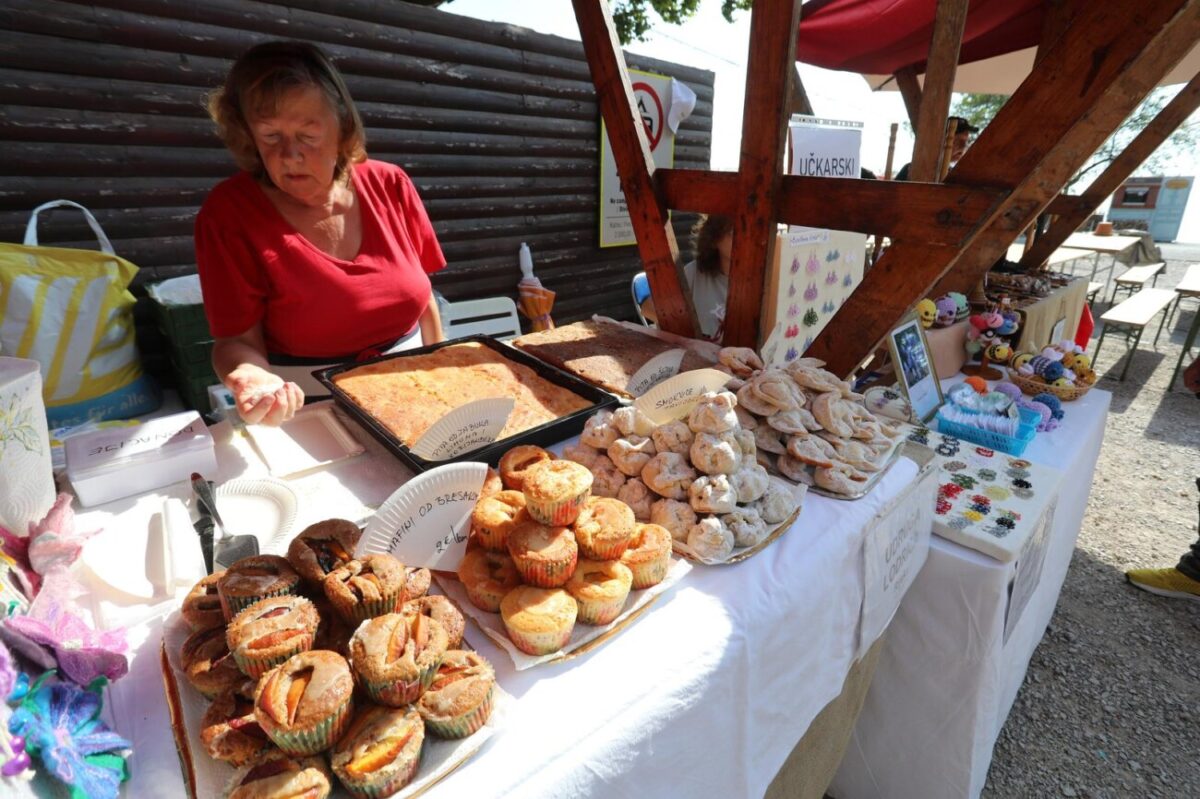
[442,296,522,341]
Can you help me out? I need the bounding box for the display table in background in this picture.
[77,403,934,799]
[1012,276,1090,352]
[830,381,1110,799]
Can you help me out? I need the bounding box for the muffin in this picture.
[573,496,636,560]
[226,595,319,678]
[507,519,579,587]
[522,459,593,526]
[621,523,673,589]
[480,466,504,498]
[254,650,355,755]
[349,612,449,706]
[201,679,273,766]
[470,490,528,552]
[331,705,424,798]
[182,571,226,630]
[181,625,245,699]
[402,595,466,650]
[218,556,300,621]
[417,649,496,739]
[565,559,633,625]
[402,566,431,603]
[286,519,362,588]
[225,751,332,799]
[498,444,554,491]
[312,595,354,657]
[457,548,522,612]
[324,554,405,624]
[499,586,578,656]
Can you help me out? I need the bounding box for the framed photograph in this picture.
[885,314,944,423]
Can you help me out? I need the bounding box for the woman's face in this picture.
[716,230,733,269]
[249,85,342,206]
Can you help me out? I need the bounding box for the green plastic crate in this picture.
[169,357,220,413]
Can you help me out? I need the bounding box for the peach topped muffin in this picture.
[401,595,466,649]
[470,490,528,552]
[286,519,362,588]
[225,750,332,799]
[499,444,554,491]
[457,548,522,612]
[507,519,578,588]
[417,649,496,739]
[573,496,636,560]
[323,554,405,624]
[500,586,578,656]
[621,523,673,589]
[522,459,593,526]
[182,570,226,630]
[349,612,449,706]
[254,650,355,755]
[201,679,272,767]
[182,624,244,699]
[402,565,431,603]
[330,705,425,798]
[226,595,319,678]
[565,559,633,626]
[218,556,300,621]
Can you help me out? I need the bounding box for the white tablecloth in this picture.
[831,386,1110,799]
[77,406,925,799]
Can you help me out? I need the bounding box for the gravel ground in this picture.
[983,242,1200,799]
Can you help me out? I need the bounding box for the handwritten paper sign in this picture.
[356,462,488,569]
[626,348,685,396]
[409,398,514,461]
[633,368,732,424]
[1004,497,1057,644]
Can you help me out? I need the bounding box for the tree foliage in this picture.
[611,0,752,44]
[951,89,1198,191]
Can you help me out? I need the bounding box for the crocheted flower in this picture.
[977,468,997,482]
[0,639,16,702]
[951,474,977,490]
[8,673,131,799]
[974,447,995,458]
[963,510,984,522]
[985,486,1011,501]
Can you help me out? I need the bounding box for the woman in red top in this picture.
[196,41,446,424]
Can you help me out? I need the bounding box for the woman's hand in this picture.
[226,363,304,425]
[419,292,446,345]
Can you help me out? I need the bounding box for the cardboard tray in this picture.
[313,336,620,471]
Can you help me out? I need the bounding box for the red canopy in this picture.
[796,0,1046,76]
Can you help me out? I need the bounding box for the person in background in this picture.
[195,41,446,425]
[634,214,732,341]
[893,116,979,181]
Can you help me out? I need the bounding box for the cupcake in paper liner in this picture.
[323,554,405,625]
[507,519,578,588]
[225,750,333,799]
[418,650,496,739]
[565,559,633,625]
[254,651,355,755]
[500,586,577,656]
[522,459,593,526]
[218,555,301,622]
[573,496,637,560]
[331,705,425,798]
[226,595,318,678]
[349,612,448,707]
[458,547,522,612]
[470,490,529,552]
[621,522,674,590]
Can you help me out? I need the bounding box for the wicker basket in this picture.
[1008,370,1093,402]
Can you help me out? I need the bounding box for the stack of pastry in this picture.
[560,385,799,563]
[722,352,904,496]
[179,518,496,799]
[457,444,674,656]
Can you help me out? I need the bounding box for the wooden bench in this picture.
[1087,281,1105,303]
[1168,264,1200,390]
[1110,261,1165,303]
[1094,288,1176,381]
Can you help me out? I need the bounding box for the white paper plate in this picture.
[214,477,301,556]
[244,403,365,478]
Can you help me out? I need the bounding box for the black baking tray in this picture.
[313,335,619,471]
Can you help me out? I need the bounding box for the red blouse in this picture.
[195,160,445,359]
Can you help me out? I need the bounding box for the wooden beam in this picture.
[894,66,923,128]
[657,169,1008,246]
[1021,69,1200,270]
[1036,0,1076,66]
[571,0,697,337]
[808,0,1200,376]
[723,0,802,348]
[908,0,969,182]
[789,66,814,116]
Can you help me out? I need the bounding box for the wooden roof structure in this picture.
[572,0,1200,377]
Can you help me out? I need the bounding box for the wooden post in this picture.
[571,0,698,337]
[908,0,969,182]
[894,67,923,129]
[1021,69,1200,271]
[938,118,959,181]
[722,0,803,348]
[883,123,898,180]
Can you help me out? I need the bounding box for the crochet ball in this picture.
[1037,361,1065,383]
[1025,400,1052,426]
[993,382,1023,401]
[964,376,989,394]
[1073,353,1091,370]
[986,343,1013,363]
[1011,352,1035,371]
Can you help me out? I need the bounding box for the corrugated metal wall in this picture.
[0,0,714,374]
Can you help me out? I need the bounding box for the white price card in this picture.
[409,398,514,461]
[626,348,685,396]
[633,368,732,424]
[357,462,488,569]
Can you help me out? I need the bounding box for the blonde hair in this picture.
[206,41,367,182]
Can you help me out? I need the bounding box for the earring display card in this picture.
[906,426,1063,563]
[244,402,364,477]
